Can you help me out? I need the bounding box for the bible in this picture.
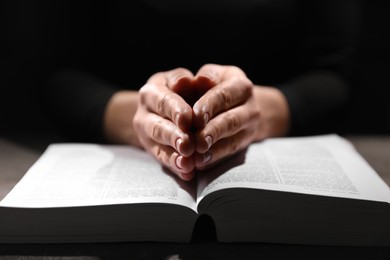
[0,134,389,246]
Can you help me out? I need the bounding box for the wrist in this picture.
[254,86,290,139]
[103,90,141,147]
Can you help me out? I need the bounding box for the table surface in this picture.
[0,134,389,259]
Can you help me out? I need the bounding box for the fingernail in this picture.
[176,138,183,153]
[176,155,183,169]
[203,152,211,164]
[205,136,213,149]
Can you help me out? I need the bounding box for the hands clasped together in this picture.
[133,64,290,181]
[104,64,290,181]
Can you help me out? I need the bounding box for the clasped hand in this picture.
[133,64,263,181]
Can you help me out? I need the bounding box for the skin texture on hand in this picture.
[133,68,196,181]
[192,64,290,170]
[104,64,290,181]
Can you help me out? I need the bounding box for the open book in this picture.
[0,134,389,246]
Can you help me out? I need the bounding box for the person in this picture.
[41,0,359,181]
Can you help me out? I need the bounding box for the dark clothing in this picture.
[36,0,359,141]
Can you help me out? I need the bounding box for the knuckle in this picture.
[208,122,223,142]
[138,87,148,104]
[138,84,154,104]
[154,146,173,170]
[228,65,240,71]
[248,128,256,140]
[253,109,261,121]
[243,81,254,99]
[226,112,240,133]
[132,114,141,130]
[228,76,240,85]
[226,65,244,76]
[152,120,164,140]
[229,136,240,154]
[232,76,252,90]
[200,63,215,71]
[169,153,177,168]
[150,71,164,80]
[157,93,171,115]
[217,88,232,110]
[230,65,247,77]
[133,110,146,132]
[172,67,190,76]
[155,146,164,162]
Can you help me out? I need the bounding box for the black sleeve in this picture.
[277,0,360,135]
[40,2,119,143]
[44,70,117,143]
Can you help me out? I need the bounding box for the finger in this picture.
[149,68,195,105]
[141,137,195,181]
[193,129,254,170]
[195,101,260,153]
[139,83,192,131]
[164,68,201,106]
[164,67,195,95]
[139,112,194,156]
[195,63,252,97]
[194,64,222,93]
[192,77,253,129]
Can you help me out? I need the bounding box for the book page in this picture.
[0,144,197,211]
[197,134,390,204]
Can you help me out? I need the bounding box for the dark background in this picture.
[344,0,390,134]
[1,0,389,140]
